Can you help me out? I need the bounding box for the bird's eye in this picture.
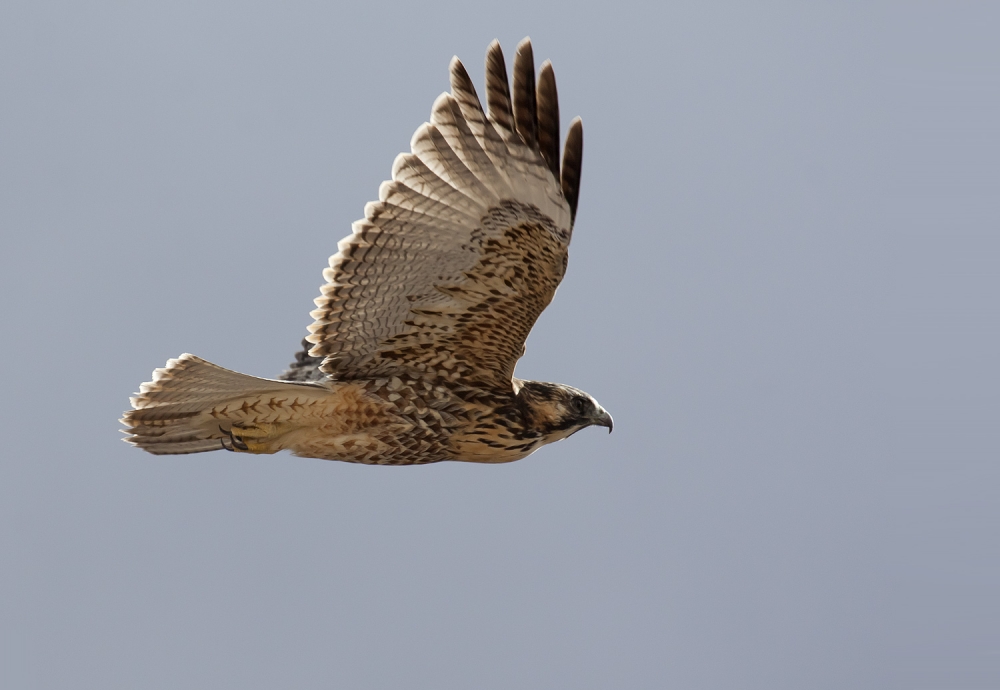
[571,397,588,415]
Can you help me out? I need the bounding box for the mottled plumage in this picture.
[122,38,612,465]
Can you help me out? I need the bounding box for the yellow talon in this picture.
[222,423,284,454]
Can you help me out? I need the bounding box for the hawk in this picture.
[122,38,612,465]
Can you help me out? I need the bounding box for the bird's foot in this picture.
[220,423,279,454]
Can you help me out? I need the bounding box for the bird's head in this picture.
[515,380,613,443]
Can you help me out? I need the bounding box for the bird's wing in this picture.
[306,38,583,388]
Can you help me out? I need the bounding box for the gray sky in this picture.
[2,2,997,688]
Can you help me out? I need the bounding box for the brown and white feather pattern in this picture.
[124,38,608,464]
[305,39,574,387]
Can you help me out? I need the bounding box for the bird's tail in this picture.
[121,353,326,455]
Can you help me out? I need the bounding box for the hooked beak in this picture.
[593,408,614,434]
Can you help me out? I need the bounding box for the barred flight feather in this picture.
[305,37,579,386]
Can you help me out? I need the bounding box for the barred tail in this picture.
[121,353,324,455]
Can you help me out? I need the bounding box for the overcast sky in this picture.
[2,2,997,688]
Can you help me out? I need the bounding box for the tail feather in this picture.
[121,353,326,455]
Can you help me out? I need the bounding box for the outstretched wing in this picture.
[306,38,583,388]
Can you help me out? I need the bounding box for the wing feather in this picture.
[390,151,486,218]
[485,40,516,139]
[430,92,514,200]
[512,37,538,149]
[536,60,560,179]
[448,58,522,188]
[377,180,477,226]
[411,120,498,206]
[305,38,582,385]
[561,117,584,224]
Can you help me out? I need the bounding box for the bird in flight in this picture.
[121,37,612,465]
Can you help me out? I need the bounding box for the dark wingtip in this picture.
[536,60,560,180]
[512,37,537,148]
[485,39,513,130]
[561,116,583,224]
[449,55,465,80]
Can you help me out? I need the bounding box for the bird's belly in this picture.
[284,427,405,463]
[449,433,542,464]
